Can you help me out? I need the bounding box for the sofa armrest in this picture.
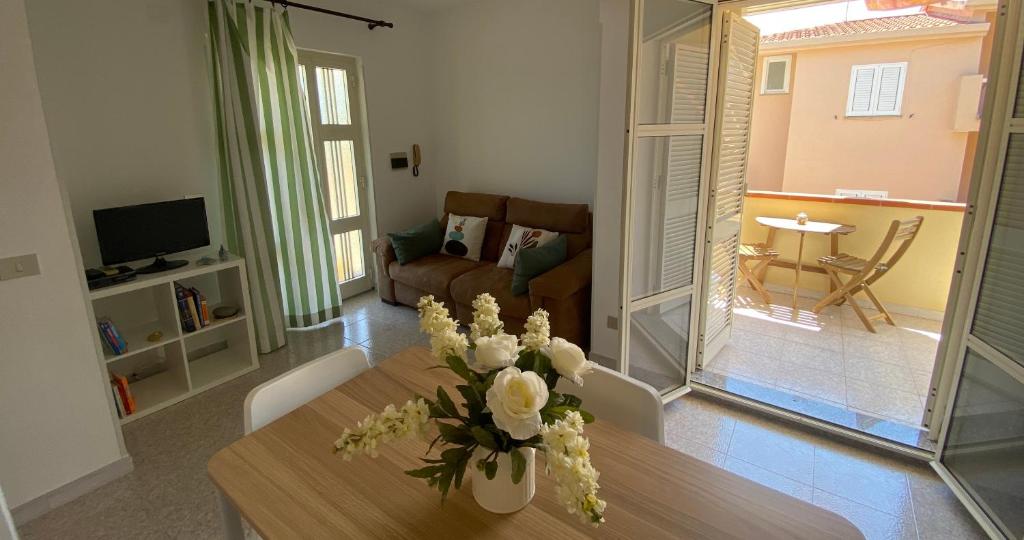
[371,237,397,304]
[528,249,592,301]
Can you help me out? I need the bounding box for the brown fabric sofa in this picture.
[372,191,592,348]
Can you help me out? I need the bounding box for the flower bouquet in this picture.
[333,293,606,525]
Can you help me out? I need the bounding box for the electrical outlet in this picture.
[0,254,40,281]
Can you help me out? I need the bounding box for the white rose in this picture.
[472,334,522,371]
[542,337,593,385]
[486,367,549,440]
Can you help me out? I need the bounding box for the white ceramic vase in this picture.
[470,446,536,514]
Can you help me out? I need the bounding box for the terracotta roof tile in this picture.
[760,14,961,44]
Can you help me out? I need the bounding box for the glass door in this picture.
[619,0,716,395]
[934,2,1024,537]
[298,51,374,299]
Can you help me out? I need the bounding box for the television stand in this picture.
[136,255,189,275]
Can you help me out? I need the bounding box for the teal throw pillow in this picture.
[511,235,567,296]
[389,220,443,265]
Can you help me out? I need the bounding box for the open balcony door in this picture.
[618,0,717,396]
[695,12,758,369]
[930,2,1024,537]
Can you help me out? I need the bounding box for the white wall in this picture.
[430,0,601,209]
[0,0,125,510]
[26,0,440,267]
[590,0,630,362]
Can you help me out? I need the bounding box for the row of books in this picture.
[98,318,128,355]
[110,373,136,418]
[175,282,210,332]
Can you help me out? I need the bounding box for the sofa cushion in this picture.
[441,191,508,263]
[512,235,568,296]
[450,263,531,320]
[388,219,443,265]
[506,197,591,258]
[389,254,481,298]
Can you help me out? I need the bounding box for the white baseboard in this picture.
[758,283,946,321]
[11,455,133,525]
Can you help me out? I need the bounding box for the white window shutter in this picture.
[670,44,710,124]
[875,64,906,114]
[847,66,878,115]
[659,136,702,290]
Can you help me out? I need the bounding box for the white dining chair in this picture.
[555,363,664,444]
[243,347,371,434]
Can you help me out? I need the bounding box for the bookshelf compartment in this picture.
[174,265,247,332]
[92,283,181,360]
[185,320,254,391]
[108,342,189,421]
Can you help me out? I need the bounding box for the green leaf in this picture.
[456,385,484,419]
[441,447,467,464]
[532,352,551,377]
[514,350,534,371]
[435,387,460,419]
[545,370,560,389]
[445,354,475,383]
[453,456,468,489]
[509,448,526,485]
[484,459,498,480]
[578,409,595,424]
[561,393,582,409]
[471,426,498,449]
[439,467,455,501]
[437,422,474,445]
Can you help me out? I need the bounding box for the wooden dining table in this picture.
[208,347,863,539]
[754,216,856,310]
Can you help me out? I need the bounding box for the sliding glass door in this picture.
[619,0,715,395]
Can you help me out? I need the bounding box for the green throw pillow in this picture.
[389,220,443,265]
[511,235,567,296]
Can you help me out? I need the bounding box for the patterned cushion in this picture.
[496,224,559,269]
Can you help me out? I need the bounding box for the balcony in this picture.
[693,191,966,447]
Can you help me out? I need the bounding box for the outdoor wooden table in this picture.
[754,216,856,310]
[208,347,863,539]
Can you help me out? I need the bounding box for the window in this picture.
[846,62,908,117]
[760,55,791,94]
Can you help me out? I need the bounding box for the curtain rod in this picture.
[267,0,394,30]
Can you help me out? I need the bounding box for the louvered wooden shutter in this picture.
[971,134,1024,367]
[875,64,905,114]
[671,44,710,123]
[659,135,702,290]
[847,62,906,116]
[848,66,877,115]
[700,13,759,363]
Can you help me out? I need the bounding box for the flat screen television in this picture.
[93,197,210,274]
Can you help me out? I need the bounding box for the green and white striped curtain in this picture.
[209,0,342,352]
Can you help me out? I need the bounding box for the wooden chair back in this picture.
[864,216,924,285]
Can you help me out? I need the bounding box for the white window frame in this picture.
[760,54,791,95]
[845,62,908,117]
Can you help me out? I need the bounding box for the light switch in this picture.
[0,254,40,281]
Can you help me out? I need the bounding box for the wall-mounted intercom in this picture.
[412,144,422,177]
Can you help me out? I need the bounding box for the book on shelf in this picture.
[97,318,127,355]
[189,287,206,328]
[110,373,136,416]
[174,283,197,332]
[110,381,125,418]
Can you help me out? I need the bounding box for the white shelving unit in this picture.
[90,255,259,424]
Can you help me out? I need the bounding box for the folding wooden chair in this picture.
[738,243,779,304]
[812,217,924,333]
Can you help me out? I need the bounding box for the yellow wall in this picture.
[749,35,984,202]
[740,195,965,313]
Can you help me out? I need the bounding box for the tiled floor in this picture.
[18,292,981,539]
[663,396,984,540]
[700,286,942,427]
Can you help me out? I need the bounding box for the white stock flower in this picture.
[334,398,432,460]
[469,293,504,342]
[417,295,457,337]
[485,367,549,440]
[430,329,469,362]
[542,337,593,385]
[521,309,551,351]
[472,333,522,371]
[540,411,606,526]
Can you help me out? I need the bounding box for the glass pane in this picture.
[636,0,712,125]
[971,134,1024,368]
[323,140,360,220]
[333,231,365,284]
[765,61,786,91]
[628,296,690,393]
[942,350,1024,538]
[630,136,701,300]
[315,66,351,125]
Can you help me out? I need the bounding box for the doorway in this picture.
[297,50,375,299]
